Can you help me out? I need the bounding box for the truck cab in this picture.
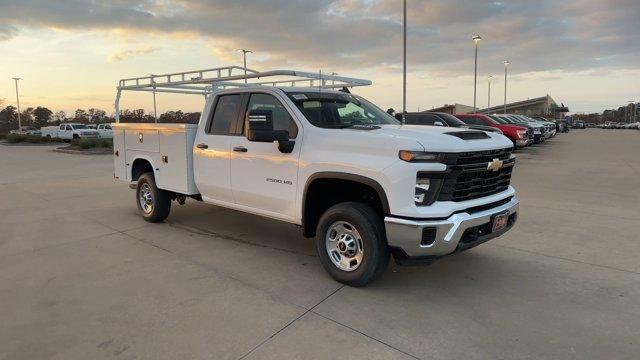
[113,67,519,286]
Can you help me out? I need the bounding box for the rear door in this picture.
[229,92,301,220]
[193,93,243,204]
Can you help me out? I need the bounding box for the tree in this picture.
[87,108,107,123]
[33,106,53,128]
[0,106,18,132]
[53,111,67,125]
[74,109,89,123]
[20,107,34,127]
[119,109,148,123]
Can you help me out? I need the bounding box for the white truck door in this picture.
[230,92,300,219]
[193,94,243,204]
[60,125,70,139]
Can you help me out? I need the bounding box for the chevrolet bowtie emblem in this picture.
[487,158,504,172]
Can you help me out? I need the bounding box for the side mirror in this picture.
[245,110,295,153]
[434,121,444,126]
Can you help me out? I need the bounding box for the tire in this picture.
[136,172,171,223]
[315,202,389,287]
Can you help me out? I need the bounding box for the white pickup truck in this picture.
[96,123,113,138]
[41,123,100,140]
[113,68,519,286]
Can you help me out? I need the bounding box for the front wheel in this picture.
[136,172,171,222]
[315,202,389,287]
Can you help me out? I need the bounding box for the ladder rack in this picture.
[114,66,372,122]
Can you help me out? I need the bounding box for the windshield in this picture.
[287,92,399,128]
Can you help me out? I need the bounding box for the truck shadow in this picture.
[168,201,530,292]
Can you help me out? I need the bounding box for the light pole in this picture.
[503,60,510,114]
[402,0,407,124]
[237,49,252,83]
[472,35,482,112]
[12,77,22,130]
[487,75,493,114]
[150,74,157,123]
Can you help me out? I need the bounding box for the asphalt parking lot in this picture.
[1,130,639,359]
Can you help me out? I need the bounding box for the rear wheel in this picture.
[136,172,171,222]
[315,202,389,287]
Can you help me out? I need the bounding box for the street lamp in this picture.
[487,75,493,114]
[402,0,407,124]
[503,60,510,114]
[472,35,482,112]
[237,49,253,83]
[11,77,22,131]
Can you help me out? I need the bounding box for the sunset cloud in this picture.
[108,46,159,62]
[0,1,638,113]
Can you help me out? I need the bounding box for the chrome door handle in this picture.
[196,143,208,149]
[233,146,248,153]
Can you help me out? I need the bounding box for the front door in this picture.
[193,93,244,204]
[230,92,301,220]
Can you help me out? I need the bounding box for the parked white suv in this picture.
[113,68,519,286]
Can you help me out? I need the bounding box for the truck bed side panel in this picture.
[112,123,198,195]
[113,127,127,180]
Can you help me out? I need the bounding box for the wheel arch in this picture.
[130,156,157,182]
[301,172,390,238]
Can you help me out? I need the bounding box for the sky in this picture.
[0,0,639,115]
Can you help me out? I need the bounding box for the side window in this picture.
[463,117,485,126]
[208,94,242,135]
[105,125,112,130]
[60,125,65,130]
[246,93,298,138]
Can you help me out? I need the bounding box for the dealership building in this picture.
[430,95,569,118]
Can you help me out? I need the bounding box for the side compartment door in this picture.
[193,93,243,204]
[230,92,301,219]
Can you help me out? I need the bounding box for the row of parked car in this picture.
[10,123,113,139]
[401,112,563,149]
[596,122,640,130]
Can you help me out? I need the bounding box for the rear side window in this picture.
[208,94,242,134]
[405,114,439,125]
[245,93,298,138]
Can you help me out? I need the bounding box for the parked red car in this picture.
[455,114,532,148]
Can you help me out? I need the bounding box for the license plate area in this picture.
[491,211,509,233]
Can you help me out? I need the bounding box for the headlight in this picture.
[414,174,444,206]
[399,151,442,163]
[516,129,527,139]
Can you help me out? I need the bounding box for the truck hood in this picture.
[370,124,513,152]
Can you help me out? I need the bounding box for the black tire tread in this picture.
[315,202,389,287]
[136,172,171,223]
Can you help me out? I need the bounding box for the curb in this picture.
[52,147,113,155]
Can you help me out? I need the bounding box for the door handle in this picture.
[196,143,208,149]
[233,146,248,153]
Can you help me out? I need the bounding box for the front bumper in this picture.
[515,138,532,147]
[385,196,519,264]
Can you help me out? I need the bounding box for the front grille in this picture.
[436,148,514,202]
